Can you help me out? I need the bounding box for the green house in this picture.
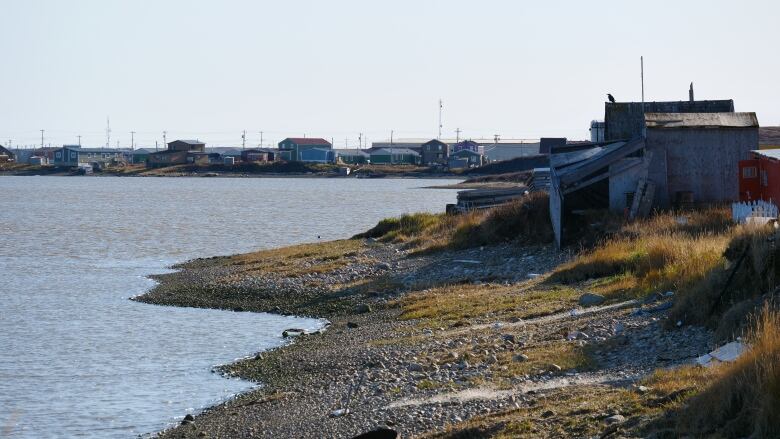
[369,148,421,165]
[335,149,370,164]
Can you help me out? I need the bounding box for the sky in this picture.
[2,0,779,149]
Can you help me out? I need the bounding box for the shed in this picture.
[644,112,758,207]
[604,100,735,141]
[549,139,648,248]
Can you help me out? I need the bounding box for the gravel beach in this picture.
[135,239,715,438]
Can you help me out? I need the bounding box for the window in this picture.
[743,166,758,178]
[761,170,768,187]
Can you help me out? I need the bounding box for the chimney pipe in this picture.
[689,82,694,102]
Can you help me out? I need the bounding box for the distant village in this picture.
[0,133,546,172]
[3,89,780,249]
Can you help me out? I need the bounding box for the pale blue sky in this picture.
[2,0,778,148]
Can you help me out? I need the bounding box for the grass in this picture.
[549,207,743,302]
[398,282,578,329]
[355,192,552,253]
[215,239,366,278]
[675,305,780,438]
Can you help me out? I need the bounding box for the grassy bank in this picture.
[355,192,552,253]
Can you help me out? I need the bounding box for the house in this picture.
[278,138,332,161]
[644,112,758,207]
[299,147,336,163]
[335,149,370,164]
[481,140,541,162]
[452,140,479,153]
[549,111,759,248]
[369,148,420,165]
[0,145,14,162]
[759,127,780,150]
[147,140,208,168]
[130,148,156,164]
[53,145,126,167]
[604,99,735,141]
[241,148,278,163]
[739,150,780,202]
[449,149,484,168]
[420,139,449,165]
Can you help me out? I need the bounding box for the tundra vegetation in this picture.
[146,196,780,438]
[360,201,780,438]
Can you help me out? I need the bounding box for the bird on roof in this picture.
[607,93,616,103]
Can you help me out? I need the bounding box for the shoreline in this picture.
[134,235,713,438]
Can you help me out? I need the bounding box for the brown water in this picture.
[0,176,460,438]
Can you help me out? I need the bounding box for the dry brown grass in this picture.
[549,208,738,303]
[223,239,366,277]
[398,282,578,328]
[355,192,552,253]
[676,305,780,438]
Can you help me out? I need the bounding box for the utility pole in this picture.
[163,131,167,148]
[438,99,443,139]
[641,56,645,106]
[455,128,461,143]
[358,133,363,149]
[259,131,264,147]
[493,134,500,145]
[390,130,394,146]
[77,135,82,146]
[241,130,246,149]
[40,129,44,149]
[106,116,111,148]
[130,131,135,150]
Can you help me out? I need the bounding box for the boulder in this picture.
[355,304,372,314]
[579,293,605,306]
[604,414,625,425]
[513,353,529,362]
[347,322,359,329]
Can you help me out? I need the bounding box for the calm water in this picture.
[0,176,460,438]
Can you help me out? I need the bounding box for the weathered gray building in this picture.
[645,112,758,207]
[604,100,735,141]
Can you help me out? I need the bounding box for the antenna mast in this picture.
[106,116,111,148]
[438,99,443,139]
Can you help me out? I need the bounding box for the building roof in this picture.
[334,149,370,156]
[760,127,780,146]
[169,139,205,145]
[282,137,332,145]
[64,146,126,154]
[421,139,449,146]
[132,148,157,154]
[452,149,482,156]
[644,112,758,129]
[753,149,780,160]
[370,148,420,156]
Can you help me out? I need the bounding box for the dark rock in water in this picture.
[233,306,245,312]
[352,428,398,439]
[355,304,372,314]
[183,414,195,421]
[347,321,359,329]
[282,328,306,338]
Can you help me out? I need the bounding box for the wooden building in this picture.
[420,139,449,166]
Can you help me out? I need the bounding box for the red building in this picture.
[739,150,780,203]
